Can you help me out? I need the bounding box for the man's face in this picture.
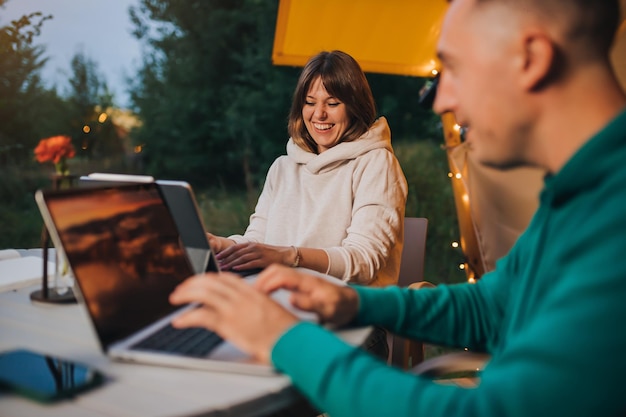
[434,0,533,169]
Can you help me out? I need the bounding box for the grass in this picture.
[0,140,467,285]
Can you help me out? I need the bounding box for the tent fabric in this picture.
[272,0,448,77]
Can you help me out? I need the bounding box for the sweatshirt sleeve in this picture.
[325,149,408,285]
[271,243,626,417]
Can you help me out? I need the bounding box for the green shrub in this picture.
[395,140,467,285]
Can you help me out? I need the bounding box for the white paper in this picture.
[0,249,20,261]
[0,256,55,292]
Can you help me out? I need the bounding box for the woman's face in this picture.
[302,76,350,153]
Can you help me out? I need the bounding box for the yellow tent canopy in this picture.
[272,0,448,78]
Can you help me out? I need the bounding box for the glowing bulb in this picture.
[455,173,462,179]
[83,125,91,133]
[453,124,461,132]
[431,69,439,76]
[448,172,453,178]
[468,277,476,284]
[459,263,466,270]
[98,113,107,123]
[451,241,459,248]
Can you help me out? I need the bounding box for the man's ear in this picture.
[520,33,556,91]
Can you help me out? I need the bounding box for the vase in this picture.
[52,247,73,295]
[30,173,79,304]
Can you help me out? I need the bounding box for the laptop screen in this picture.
[38,183,195,348]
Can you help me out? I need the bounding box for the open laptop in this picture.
[35,182,319,376]
[78,173,219,275]
[79,173,263,277]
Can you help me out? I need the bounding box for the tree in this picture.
[129,0,298,191]
[0,7,58,165]
[65,51,121,159]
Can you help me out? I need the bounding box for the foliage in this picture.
[368,73,441,141]
[65,51,122,160]
[0,8,59,164]
[128,0,298,191]
[394,140,466,284]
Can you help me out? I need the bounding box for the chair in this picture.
[388,217,430,369]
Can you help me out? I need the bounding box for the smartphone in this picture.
[0,348,105,403]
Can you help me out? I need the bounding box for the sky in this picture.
[0,0,142,108]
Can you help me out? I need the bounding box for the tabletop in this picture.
[0,254,370,417]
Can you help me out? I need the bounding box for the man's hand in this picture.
[255,264,360,328]
[169,272,298,364]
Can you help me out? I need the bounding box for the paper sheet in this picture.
[0,256,55,293]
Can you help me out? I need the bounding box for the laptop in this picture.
[79,173,264,277]
[78,173,219,275]
[35,182,321,376]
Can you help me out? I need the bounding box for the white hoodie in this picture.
[230,117,408,286]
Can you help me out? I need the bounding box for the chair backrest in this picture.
[398,217,428,287]
[389,217,429,369]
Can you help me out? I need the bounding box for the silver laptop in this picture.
[35,182,319,376]
[78,173,219,275]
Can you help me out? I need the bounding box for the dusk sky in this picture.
[1,0,142,108]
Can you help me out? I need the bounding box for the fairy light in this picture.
[83,125,91,133]
[455,172,462,179]
[459,263,466,270]
[451,241,459,248]
[448,172,453,178]
[431,69,439,76]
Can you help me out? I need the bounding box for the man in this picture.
[170,0,626,416]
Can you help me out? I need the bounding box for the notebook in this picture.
[34,182,322,376]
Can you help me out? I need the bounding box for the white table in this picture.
[0,257,370,417]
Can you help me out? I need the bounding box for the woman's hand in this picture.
[206,233,236,254]
[169,272,298,364]
[216,242,296,271]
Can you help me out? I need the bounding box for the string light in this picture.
[459,263,466,270]
[451,241,459,248]
[83,125,90,133]
[455,173,462,179]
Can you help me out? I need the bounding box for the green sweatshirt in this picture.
[271,109,626,417]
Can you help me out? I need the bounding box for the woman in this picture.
[210,50,407,288]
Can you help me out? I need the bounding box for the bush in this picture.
[394,140,467,284]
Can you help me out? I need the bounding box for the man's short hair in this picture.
[474,0,621,57]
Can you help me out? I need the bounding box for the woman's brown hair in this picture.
[287,50,377,153]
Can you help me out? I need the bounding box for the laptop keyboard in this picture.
[131,324,223,357]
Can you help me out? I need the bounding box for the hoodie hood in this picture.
[286,116,394,175]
